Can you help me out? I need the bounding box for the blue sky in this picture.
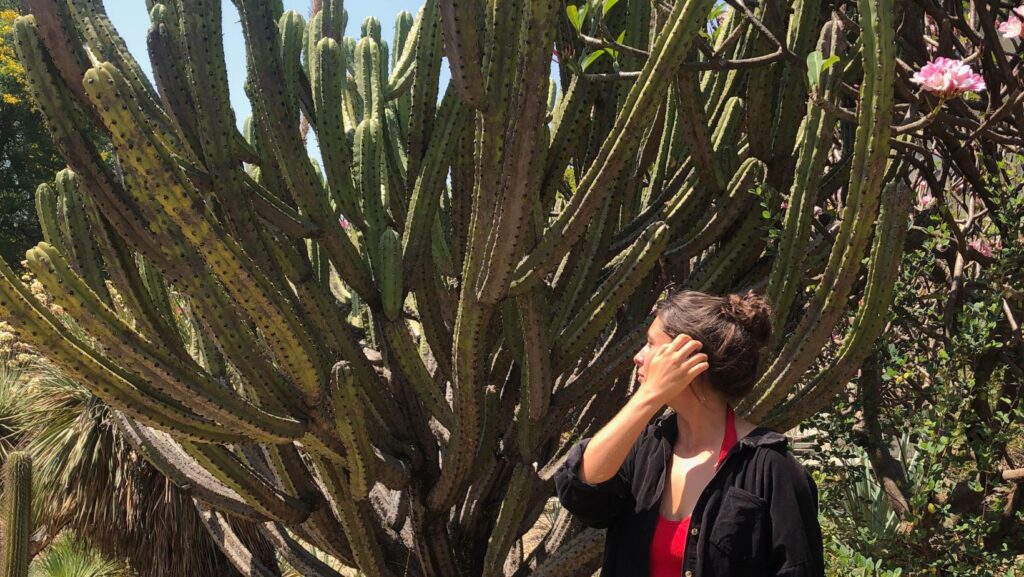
[106,0,432,132]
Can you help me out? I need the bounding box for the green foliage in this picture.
[0,7,63,267]
[27,535,125,577]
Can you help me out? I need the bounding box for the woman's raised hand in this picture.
[638,334,709,406]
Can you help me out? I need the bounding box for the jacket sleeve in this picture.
[765,451,826,577]
[553,435,636,529]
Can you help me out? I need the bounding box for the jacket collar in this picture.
[651,408,789,449]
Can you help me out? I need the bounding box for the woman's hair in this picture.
[652,288,773,404]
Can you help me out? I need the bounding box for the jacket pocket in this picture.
[709,485,768,561]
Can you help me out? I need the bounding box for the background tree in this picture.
[0,0,62,266]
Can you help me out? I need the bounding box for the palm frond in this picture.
[28,534,126,577]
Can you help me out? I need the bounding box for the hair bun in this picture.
[722,290,773,346]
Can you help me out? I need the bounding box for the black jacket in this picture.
[554,410,825,577]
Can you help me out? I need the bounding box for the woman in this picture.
[554,289,824,577]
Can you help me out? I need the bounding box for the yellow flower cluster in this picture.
[1,10,27,107]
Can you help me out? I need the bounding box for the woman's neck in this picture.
[666,384,729,457]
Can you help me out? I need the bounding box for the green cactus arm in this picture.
[764,176,913,431]
[311,37,366,230]
[742,0,895,420]
[381,108,409,222]
[475,0,558,305]
[147,3,204,162]
[439,0,486,109]
[385,7,422,99]
[404,0,443,187]
[550,197,614,339]
[687,209,765,294]
[67,0,183,150]
[260,523,347,577]
[25,242,308,443]
[742,2,787,162]
[400,87,462,280]
[196,508,286,577]
[245,174,321,238]
[235,0,377,304]
[380,320,454,429]
[355,118,389,238]
[766,0,824,189]
[114,412,273,521]
[1,452,31,577]
[509,0,718,295]
[674,69,725,195]
[183,442,312,525]
[18,17,294,398]
[375,227,404,321]
[515,288,554,460]
[409,260,454,383]
[355,37,386,122]
[427,292,493,511]
[53,169,111,306]
[312,457,397,577]
[553,222,669,374]
[34,182,69,257]
[83,62,326,407]
[330,362,411,498]
[481,464,539,576]
[764,20,847,353]
[0,258,246,444]
[278,11,308,126]
[663,157,767,261]
[710,95,745,180]
[540,78,594,202]
[528,527,605,577]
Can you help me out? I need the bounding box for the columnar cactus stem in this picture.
[741,0,896,419]
[1,453,31,577]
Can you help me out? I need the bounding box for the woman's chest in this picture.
[658,453,720,519]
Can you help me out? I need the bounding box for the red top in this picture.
[649,405,737,577]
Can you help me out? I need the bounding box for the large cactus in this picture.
[1,0,1015,574]
[1,452,32,577]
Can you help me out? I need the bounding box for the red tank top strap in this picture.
[716,404,737,467]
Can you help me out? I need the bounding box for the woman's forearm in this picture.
[579,390,663,484]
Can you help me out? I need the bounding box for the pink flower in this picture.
[969,238,993,258]
[998,13,1024,39]
[339,215,350,230]
[911,57,986,98]
[915,180,937,211]
[780,200,789,210]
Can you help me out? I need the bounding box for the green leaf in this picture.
[580,49,607,71]
[566,5,582,33]
[806,50,823,88]
[602,0,620,16]
[821,54,840,73]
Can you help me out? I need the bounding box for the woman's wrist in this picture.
[627,387,664,415]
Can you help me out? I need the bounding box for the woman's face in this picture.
[633,315,674,384]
